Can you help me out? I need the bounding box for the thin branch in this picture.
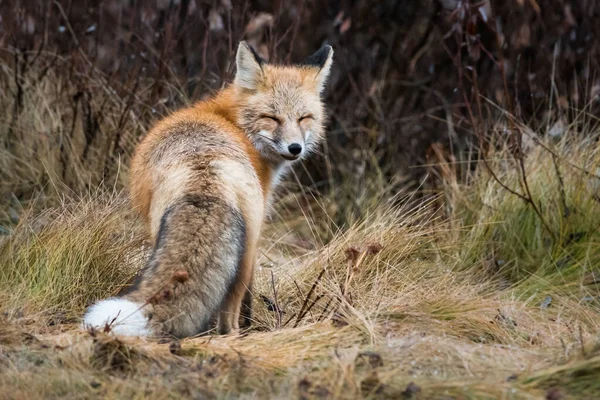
[270,270,282,328]
[293,267,327,328]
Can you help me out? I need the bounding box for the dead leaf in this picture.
[564,5,576,27]
[528,0,541,14]
[366,242,383,255]
[345,247,360,262]
[245,12,273,36]
[546,387,563,400]
[333,11,344,26]
[208,9,224,32]
[402,382,421,398]
[514,24,531,48]
[340,17,351,34]
[169,340,182,355]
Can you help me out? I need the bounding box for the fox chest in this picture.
[211,159,266,244]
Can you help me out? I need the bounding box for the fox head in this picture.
[233,41,333,163]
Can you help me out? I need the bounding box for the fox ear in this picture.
[302,45,334,93]
[235,41,264,91]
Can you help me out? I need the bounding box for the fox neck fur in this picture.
[192,85,279,198]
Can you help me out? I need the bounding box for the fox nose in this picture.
[288,143,302,155]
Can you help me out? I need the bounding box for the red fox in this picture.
[82,41,333,337]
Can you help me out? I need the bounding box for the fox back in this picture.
[82,42,334,338]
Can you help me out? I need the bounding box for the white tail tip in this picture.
[82,298,152,337]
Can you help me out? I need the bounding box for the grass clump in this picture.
[450,133,600,299]
[0,192,144,320]
[520,338,600,399]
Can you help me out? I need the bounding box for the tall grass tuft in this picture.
[449,132,600,299]
[0,192,144,318]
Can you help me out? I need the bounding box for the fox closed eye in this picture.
[259,115,280,124]
[298,114,313,122]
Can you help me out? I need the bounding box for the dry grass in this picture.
[1,38,600,400]
[0,54,147,222]
[0,191,145,320]
[1,126,600,399]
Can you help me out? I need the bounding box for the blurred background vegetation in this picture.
[2,0,598,221]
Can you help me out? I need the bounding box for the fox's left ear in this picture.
[302,45,334,93]
[235,41,265,91]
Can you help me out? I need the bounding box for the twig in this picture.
[552,154,570,218]
[282,277,313,327]
[293,267,327,328]
[270,270,282,328]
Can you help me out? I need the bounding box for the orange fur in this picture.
[129,90,273,231]
[88,41,334,337]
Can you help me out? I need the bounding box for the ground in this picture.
[1,130,600,399]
